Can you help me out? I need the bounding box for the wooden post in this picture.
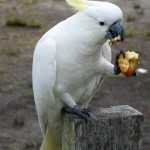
[62,105,143,150]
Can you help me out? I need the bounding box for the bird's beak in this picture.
[106,20,124,44]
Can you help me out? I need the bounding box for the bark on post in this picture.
[62,105,143,150]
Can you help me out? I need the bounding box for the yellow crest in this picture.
[66,0,90,11]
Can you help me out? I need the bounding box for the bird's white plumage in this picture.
[32,1,123,149]
[32,38,57,134]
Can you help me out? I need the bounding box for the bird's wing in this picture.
[32,38,56,134]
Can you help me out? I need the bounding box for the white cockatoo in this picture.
[32,0,124,149]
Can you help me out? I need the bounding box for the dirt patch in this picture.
[0,0,150,149]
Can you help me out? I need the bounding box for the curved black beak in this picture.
[106,20,124,41]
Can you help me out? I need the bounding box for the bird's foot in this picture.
[114,50,126,75]
[62,105,90,122]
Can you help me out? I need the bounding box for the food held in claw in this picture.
[118,51,139,77]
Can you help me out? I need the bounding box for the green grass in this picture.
[125,28,150,37]
[23,90,33,98]
[28,80,33,88]
[6,48,19,57]
[13,116,25,127]
[22,0,38,5]
[0,74,10,83]
[133,3,141,9]
[132,77,150,89]
[144,30,150,37]
[0,65,6,74]
[24,138,41,148]
[10,145,20,150]
[5,17,41,28]
[136,9,144,15]
[126,16,136,22]
[132,82,143,89]
[0,85,14,94]
[133,3,144,15]
[125,28,137,37]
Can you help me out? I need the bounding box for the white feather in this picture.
[32,38,56,134]
[32,1,123,147]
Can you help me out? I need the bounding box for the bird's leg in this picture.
[62,105,90,122]
[114,50,125,75]
[56,91,90,122]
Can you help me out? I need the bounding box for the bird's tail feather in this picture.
[40,126,61,150]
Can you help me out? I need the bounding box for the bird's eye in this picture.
[100,22,105,26]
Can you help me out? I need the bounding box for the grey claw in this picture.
[62,105,90,122]
[114,50,126,75]
[120,50,126,58]
[116,50,125,60]
[82,109,90,117]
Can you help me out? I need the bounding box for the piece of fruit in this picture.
[118,50,139,77]
[108,35,122,46]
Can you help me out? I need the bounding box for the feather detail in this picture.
[40,126,61,150]
[66,0,90,11]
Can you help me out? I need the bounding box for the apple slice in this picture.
[118,51,139,77]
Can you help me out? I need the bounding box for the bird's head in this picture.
[66,0,124,45]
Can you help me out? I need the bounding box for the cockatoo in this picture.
[32,0,124,149]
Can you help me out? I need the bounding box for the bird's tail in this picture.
[40,126,61,150]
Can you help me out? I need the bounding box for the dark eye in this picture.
[100,22,105,26]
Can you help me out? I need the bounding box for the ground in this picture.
[0,0,150,149]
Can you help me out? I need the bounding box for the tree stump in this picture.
[62,105,143,150]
